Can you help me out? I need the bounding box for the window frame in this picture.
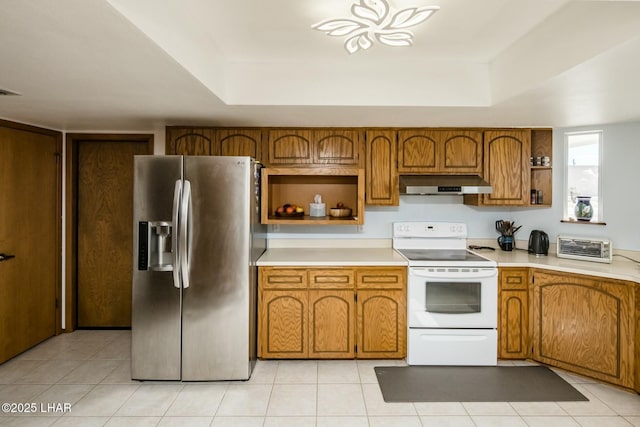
[563,130,604,222]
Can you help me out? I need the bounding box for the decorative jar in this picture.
[574,196,593,221]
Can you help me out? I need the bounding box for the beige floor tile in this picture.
[34,384,94,413]
[99,365,136,385]
[318,360,360,384]
[462,402,518,416]
[471,415,528,427]
[0,360,44,384]
[246,360,278,384]
[413,402,467,416]
[361,383,416,416]
[573,416,635,426]
[510,401,568,416]
[164,383,227,417]
[521,416,581,427]
[419,415,476,427]
[316,416,369,427]
[210,416,264,427]
[215,384,272,416]
[114,384,182,417]
[15,360,83,384]
[68,384,139,417]
[317,384,366,416]
[263,416,316,427]
[156,417,213,427]
[557,385,617,416]
[0,384,51,403]
[51,417,109,426]
[626,416,640,427]
[266,384,316,417]
[580,383,640,416]
[2,418,56,426]
[58,360,121,385]
[356,360,401,384]
[103,417,160,426]
[274,360,317,384]
[368,415,423,427]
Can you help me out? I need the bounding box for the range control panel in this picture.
[393,222,467,239]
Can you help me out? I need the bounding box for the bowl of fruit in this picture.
[274,204,304,217]
[329,202,352,218]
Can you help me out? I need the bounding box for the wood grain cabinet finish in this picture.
[217,128,263,160]
[498,268,529,359]
[365,130,398,206]
[468,129,531,206]
[258,266,406,359]
[266,129,363,167]
[397,129,482,174]
[166,127,214,155]
[531,270,636,389]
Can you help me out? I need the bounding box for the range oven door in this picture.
[408,267,498,329]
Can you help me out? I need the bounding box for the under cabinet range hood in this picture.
[399,175,492,195]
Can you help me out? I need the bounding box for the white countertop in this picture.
[257,239,640,283]
[256,247,407,266]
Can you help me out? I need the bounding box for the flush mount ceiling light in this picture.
[312,0,439,54]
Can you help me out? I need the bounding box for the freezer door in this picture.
[132,155,183,380]
[181,156,262,380]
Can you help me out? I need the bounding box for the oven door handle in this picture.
[411,269,497,280]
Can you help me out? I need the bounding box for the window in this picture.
[564,131,603,222]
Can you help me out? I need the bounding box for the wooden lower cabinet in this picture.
[498,268,529,359]
[258,266,406,359]
[531,269,637,390]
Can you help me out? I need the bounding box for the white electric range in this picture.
[393,221,498,366]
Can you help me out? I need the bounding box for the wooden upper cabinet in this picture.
[217,129,263,161]
[476,129,531,206]
[266,129,362,167]
[397,129,482,174]
[365,130,398,206]
[166,127,214,155]
[397,130,437,172]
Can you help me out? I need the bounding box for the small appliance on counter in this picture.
[557,236,612,263]
[528,230,549,256]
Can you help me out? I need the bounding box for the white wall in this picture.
[268,122,640,251]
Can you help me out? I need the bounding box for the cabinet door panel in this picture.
[218,129,262,160]
[314,130,361,166]
[267,130,313,165]
[397,131,437,172]
[309,290,355,358]
[260,290,308,358]
[309,269,355,290]
[499,290,528,359]
[356,268,406,290]
[166,128,214,155]
[531,271,634,388]
[441,131,483,173]
[482,130,530,205]
[356,290,406,358]
[365,130,398,206]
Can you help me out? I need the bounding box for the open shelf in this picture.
[261,168,365,225]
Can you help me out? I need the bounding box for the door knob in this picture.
[0,253,15,261]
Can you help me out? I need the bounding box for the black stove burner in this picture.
[397,249,490,263]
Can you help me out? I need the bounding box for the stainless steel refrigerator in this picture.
[131,155,265,381]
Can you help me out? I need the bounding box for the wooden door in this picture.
[498,268,529,359]
[267,129,313,166]
[309,290,355,358]
[365,130,398,206]
[259,290,308,358]
[71,134,152,328]
[397,130,438,173]
[313,129,363,167]
[217,129,262,160]
[356,290,406,358]
[441,130,483,174]
[0,121,61,363]
[166,127,214,155]
[531,270,635,388]
[481,130,530,205]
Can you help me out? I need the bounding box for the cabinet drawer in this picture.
[260,268,308,289]
[500,268,529,290]
[356,267,407,290]
[309,269,355,289]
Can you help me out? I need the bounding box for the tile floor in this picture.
[1,330,640,426]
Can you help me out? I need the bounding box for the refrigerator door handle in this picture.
[172,180,182,289]
[180,180,191,289]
